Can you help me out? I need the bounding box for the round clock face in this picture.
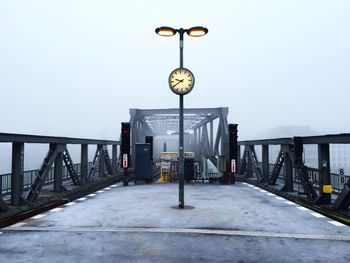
[168,67,195,95]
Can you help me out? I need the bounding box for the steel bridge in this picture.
[0,108,350,262]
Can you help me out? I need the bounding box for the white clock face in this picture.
[168,68,195,95]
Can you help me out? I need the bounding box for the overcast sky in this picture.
[1,0,349,141]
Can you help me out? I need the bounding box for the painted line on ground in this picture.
[51,208,63,212]
[111,185,118,188]
[88,194,96,197]
[274,197,284,200]
[296,206,309,211]
[5,226,350,241]
[309,212,326,218]
[284,201,295,205]
[267,193,275,196]
[65,202,76,206]
[11,222,27,227]
[97,190,105,193]
[259,190,267,193]
[32,214,46,219]
[328,221,347,227]
[77,197,87,201]
[104,187,112,190]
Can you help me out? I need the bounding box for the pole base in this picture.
[171,205,194,210]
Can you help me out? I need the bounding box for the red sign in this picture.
[231,159,236,173]
[123,154,128,168]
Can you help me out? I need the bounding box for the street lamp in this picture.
[156,26,208,208]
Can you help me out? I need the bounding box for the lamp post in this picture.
[156,26,208,208]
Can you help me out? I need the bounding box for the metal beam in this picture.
[54,152,63,192]
[0,133,119,145]
[11,143,24,206]
[81,144,88,185]
[316,144,331,205]
[262,145,269,184]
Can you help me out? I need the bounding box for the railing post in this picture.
[81,144,88,185]
[99,145,105,177]
[317,143,331,205]
[112,144,118,174]
[54,150,63,192]
[247,150,252,178]
[282,145,293,192]
[11,142,24,206]
[262,144,269,183]
[237,145,241,173]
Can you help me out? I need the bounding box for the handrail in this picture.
[0,133,119,145]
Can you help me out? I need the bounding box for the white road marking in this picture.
[88,194,96,197]
[274,197,284,200]
[51,208,63,212]
[284,201,295,205]
[111,185,118,188]
[241,183,248,185]
[5,226,350,241]
[65,202,76,206]
[309,212,325,218]
[104,187,112,190]
[97,190,105,193]
[267,193,275,196]
[259,190,267,193]
[252,187,259,189]
[247,185,254,187]
[328,221,347,227]
[12,222,26,227]
[296,206,309,211]
[32,214,46,219]
[77,197,87,201]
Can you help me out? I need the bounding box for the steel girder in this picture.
[129,108,229,161]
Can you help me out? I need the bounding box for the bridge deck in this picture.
[1,182,350,262]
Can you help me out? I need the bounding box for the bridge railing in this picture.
[0,132,120,210]
[238,133,350,210]
[1,162,97,195]
[263,163,350,195]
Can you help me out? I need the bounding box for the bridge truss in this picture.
[129,107,230,161]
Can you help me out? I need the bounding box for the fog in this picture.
[1,1,350,172]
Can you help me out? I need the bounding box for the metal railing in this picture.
[1,162,95,195]
[266,163,350,195]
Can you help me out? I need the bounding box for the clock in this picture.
[168,67,195,95]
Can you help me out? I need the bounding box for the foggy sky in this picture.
[1,0,350,141]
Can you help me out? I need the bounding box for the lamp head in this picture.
[155,26,177,37]
[186,26,208,37]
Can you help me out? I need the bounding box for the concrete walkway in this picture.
[1,182,349,262]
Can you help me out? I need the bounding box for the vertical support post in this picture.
[237,145,241,173]
[112,144,118,174]
[247,150,253,178]
[210,120,214,156]
[262,144,269,184]
[317,143,331,205]
[98,145,105,177]
[81,144,88,185]
[282,145,293,192]
[11,142,24,206]
[54,151,63,192]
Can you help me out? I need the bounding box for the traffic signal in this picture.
[228,124,238,169]
[121,122,130,166]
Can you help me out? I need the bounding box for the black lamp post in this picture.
[156,26,208,208]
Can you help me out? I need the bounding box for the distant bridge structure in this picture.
[129,107,230,161]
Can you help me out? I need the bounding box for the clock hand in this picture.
[175,79,184,82]
[172,80,182,88]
